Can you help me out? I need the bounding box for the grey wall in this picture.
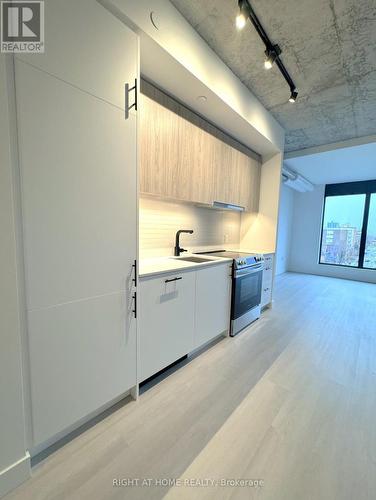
[0,56,30,496]
[275,184,294,275]
[289,185,376,284]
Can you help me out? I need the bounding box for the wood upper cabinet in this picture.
[178,119,216,205]
[213,142,260,212]
[233,148,260,212]
[140,94,215,204]
[140,94,179,197]
[140,89,261,211]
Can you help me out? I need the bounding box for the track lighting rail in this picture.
[236,0,298,102]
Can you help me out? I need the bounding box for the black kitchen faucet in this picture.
[174,230,194,256]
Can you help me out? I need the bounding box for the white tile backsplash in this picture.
[139,197,241,258]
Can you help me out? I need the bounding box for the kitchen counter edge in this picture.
[139,256,233,279]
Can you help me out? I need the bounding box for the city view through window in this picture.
[320,193,376,268]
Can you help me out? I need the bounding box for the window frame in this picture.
[319,180,376,270]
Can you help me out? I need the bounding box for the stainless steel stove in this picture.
[202,250,263,269]
[197,250,264,336]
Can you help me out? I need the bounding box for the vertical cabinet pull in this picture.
[132,292,137,319]
[125,78,137,120]
[132,260,137,287]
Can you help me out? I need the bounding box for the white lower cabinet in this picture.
[139,270,196,382]
[139,263,231,382]
[261,285,272,308]
[261,253,274,308]
[194,264,231,349]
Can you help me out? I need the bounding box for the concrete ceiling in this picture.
[169,0,376,153]
[284,141,376,184]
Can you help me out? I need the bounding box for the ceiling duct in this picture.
[282,165,314,193]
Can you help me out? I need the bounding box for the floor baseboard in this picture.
[0,452,31,498]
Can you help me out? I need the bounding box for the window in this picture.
[319,180,376,269]
[364,194,376,269]
[320,194,365,266]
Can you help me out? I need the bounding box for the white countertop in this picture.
[139,254,232,278]
[235,248,275,256]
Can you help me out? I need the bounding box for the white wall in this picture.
[240,153,283,254]
[0,56,30,497]
[289,185,376,284]
[275,184,295,275]
[140,197,241,258]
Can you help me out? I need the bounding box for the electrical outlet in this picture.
[224,233,229,243]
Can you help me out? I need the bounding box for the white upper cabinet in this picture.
[16,62,137,310]
[16,0,138,110]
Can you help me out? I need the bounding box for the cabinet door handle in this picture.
[132,260,137,286]
[165,277,183,283]
[132,292,137,319]
[125,78,137,120]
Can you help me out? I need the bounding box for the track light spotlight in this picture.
[289,90,298,103]
[236,12,247,30]
[264,58,274,70]
[264,45,280,70]
[236,0,250,30]
[264,50,277,69]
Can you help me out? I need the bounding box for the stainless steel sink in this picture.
[173,256,212,263]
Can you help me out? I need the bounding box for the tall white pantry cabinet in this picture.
[14,0,139,450]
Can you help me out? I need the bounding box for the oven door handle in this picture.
[235,264,264,277]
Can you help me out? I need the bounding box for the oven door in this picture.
[231,264,263,321]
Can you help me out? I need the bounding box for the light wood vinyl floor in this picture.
[5,272,376,500]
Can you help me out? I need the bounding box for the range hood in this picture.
[212,201,245,212]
